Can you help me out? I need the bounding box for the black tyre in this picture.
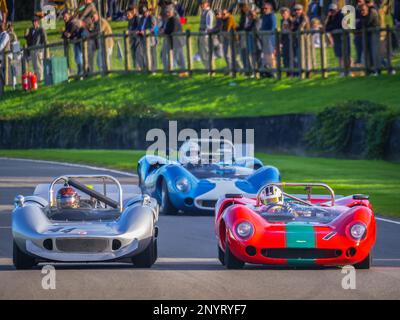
[132,235,157,268]
[137,165,142,187]
[218,245,225,265]
[159,180,178,215]
[153,238,158,265]
[13,241,37,270]
[354,254,371,269]
[224,242,245,269]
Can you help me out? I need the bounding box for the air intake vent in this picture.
[261,248,342,259]
[56,239,108,253]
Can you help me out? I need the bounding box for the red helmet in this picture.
[56,186,80,209]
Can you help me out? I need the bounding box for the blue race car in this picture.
[137,139,281,214]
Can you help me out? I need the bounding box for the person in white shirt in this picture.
[0,22,10,94]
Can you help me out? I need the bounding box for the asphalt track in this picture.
[0,158,399,300]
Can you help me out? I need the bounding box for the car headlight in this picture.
[236,221,254,239]
[176,177,191,192]
[350,223,366,240]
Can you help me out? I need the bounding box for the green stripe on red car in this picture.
[285,222,316,265]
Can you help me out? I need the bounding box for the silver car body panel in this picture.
[12,176,158,263]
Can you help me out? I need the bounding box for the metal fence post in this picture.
[386,25,393,74]
[342,29,350,76]
[320,28,327,78]
[124,31,131,72]
[251,29,258,78]
[63,38,70,71]
[82,38,88,76]
[186,30,193,75]
[289,31,294,77]
[44,41,49,60]
[298,30,304,79]
[168,35,174,73]
[275,29,281,80]
[145,34,152,73]
[4,51,9,86]
[0,52,5,96]
[362,26,369,74]
[208,33,214,75]
[101,32,109,75]
[21,46,27,74]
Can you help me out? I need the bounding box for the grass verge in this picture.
[2,72,400,120]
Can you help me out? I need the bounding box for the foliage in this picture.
[307,100,398,159]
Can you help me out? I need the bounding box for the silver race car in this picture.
[12,175,159,269]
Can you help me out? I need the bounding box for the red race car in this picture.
[215,183,376,269]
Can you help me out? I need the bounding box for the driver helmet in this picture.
[56,186,80,209]
[179,140,201,165]
[262,185,283,206]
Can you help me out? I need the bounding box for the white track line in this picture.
[373,259,400,261]
[375,217,400,225]
[0,157,137,177]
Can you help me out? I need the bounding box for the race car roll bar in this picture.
[256,182,336,207]
[49,175,124,212]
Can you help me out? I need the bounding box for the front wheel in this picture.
[354,254,371,269]
[218,245,225,265]
[132,235,158,268]
[224,242,244,269]
[159,180,178,215]
[13,241,37,270]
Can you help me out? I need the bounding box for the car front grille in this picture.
[261,248,342,259]
[196,199,217,208]
[56,238,109,253]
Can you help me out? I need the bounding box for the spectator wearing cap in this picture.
[325,3,350,76]
[296,0,310,16]
[199,0,215,70]
[279,7,293,76]
[260,2,277,77]
[24,16,47,81]
[136,6,158,72]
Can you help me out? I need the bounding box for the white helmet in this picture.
[179,140,201,165]
[261,185,283,205]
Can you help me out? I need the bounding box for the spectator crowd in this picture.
[1,0,400,90]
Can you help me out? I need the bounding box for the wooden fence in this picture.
[1,26,399,92]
